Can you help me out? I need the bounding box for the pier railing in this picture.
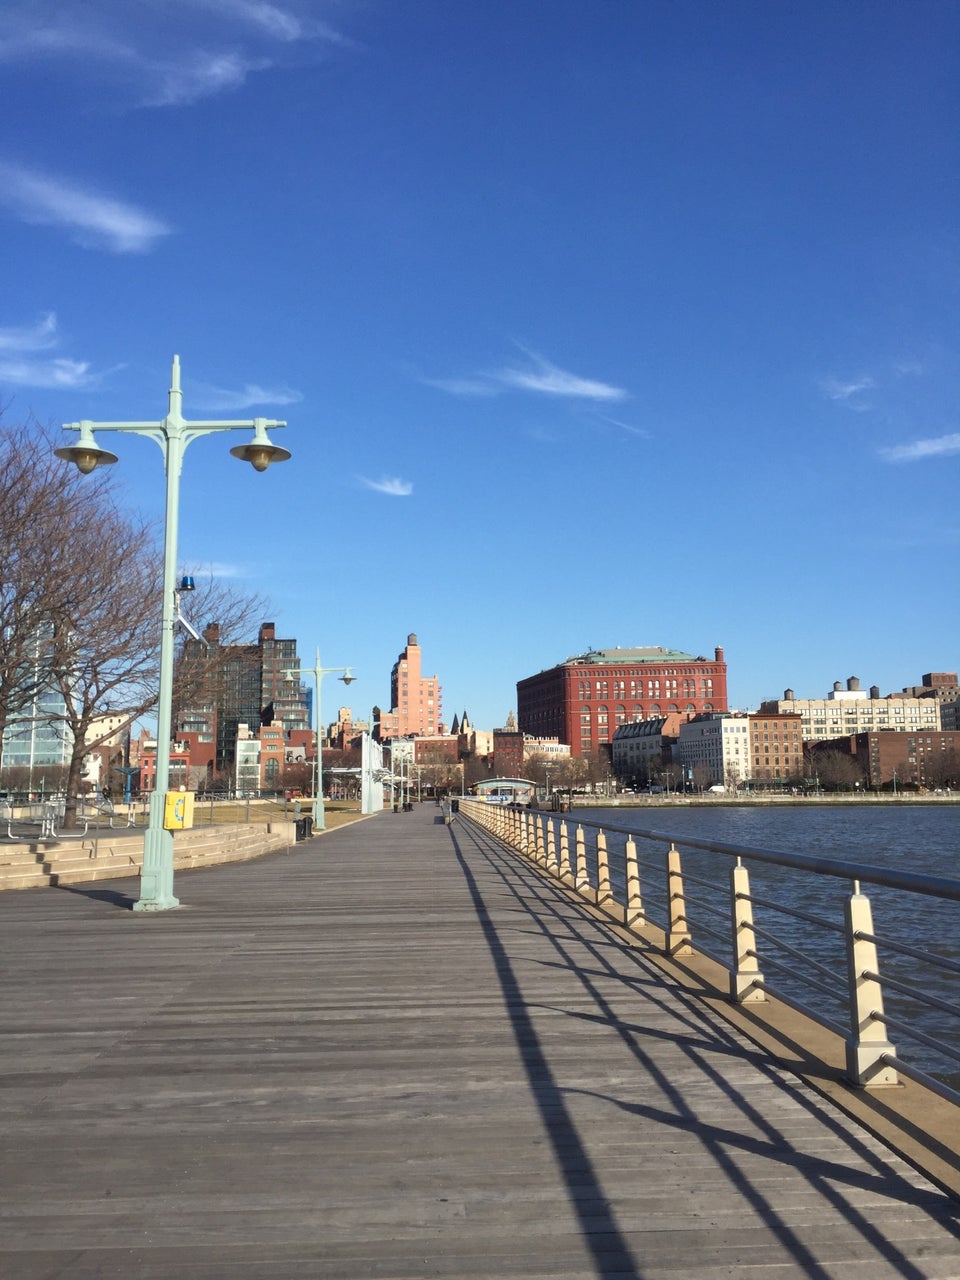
[458,798,960,1100]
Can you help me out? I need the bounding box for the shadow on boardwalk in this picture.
[1,805,958,1278]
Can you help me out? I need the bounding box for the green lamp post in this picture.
[295,649,356,832]
[56,355,290,911]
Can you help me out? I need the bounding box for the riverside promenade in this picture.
[2,805,960,1278]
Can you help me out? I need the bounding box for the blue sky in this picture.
[1,0,957,733]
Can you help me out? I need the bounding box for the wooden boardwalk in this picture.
[2,804,959,1278]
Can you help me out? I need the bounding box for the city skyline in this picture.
[1,1,956,732]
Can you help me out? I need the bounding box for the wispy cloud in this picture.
[0,1,352,108]
[880,432,960,463]
[822,375,874,406]
[145,51,270,107]
[190,381,304,411]
[496,351,627,401]
[0,312,58,354]
[360,475,414,497]
[425,347,627,403]
[595,413,650,438]
[0,161,171,252]
[0,311,97,389]
[0,356,93,389]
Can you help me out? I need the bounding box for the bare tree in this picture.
[50,501,163,825]
[0,420,116,753]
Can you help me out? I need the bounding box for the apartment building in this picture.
[517,646,728,758]
[176,621,310,773]
[677,712,751,788]
[897,672,960,732]
[611,714,683,784]
[375,633,442,739]
[747,712,804,784]
[760,677,941,742]
[812,730,960,790]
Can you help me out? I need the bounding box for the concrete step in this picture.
[1,867,53,890]
[0,822,297,890]
[0,848,47,867]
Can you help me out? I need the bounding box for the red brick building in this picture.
[517,646,728,758]
[747,712,804,784]
[492,729,524,778]
[816,730,960,790]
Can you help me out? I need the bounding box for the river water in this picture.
[570,803,960,1079]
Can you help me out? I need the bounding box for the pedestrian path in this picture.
[1,805,959,1278]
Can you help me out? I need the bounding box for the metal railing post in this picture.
[574,825,590,897]
[520,811,532,859]
[845,884,898,1086]
[625,835,644,932]
[559,820,574,886]
[597,830,618,918]
[666,842,693,956]
[546,819,558,876]
[730,860,765,1003]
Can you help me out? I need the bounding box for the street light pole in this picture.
[295,649,355,832]
[56,356,290,911]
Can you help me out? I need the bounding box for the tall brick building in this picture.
[375,633,442,739]
[517,646,728,758]
[176,621,310,775]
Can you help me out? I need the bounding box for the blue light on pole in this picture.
[56,355,290,911]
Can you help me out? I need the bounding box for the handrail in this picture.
[457,798,960,1097]
[549,812,960,901]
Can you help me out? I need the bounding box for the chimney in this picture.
[714,646,725,663]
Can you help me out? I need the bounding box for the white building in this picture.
[523,737,571,762]
[235,724,261,795]
[761,677,941,742]
[678,713,751,788]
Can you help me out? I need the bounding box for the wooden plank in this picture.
[1,806,959,1278]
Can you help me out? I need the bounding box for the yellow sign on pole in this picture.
[163,791,195,830]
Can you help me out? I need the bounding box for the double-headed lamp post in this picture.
[295,649,355,832]
[55,355,290,912]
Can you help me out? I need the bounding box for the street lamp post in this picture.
[295,649,355,832]
[55,356,290,911]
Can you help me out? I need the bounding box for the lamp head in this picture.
[55,421,119,474]
[229,417,291,472]
[340,669,356,687]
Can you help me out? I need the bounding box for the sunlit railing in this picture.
[458,798,960,1100]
